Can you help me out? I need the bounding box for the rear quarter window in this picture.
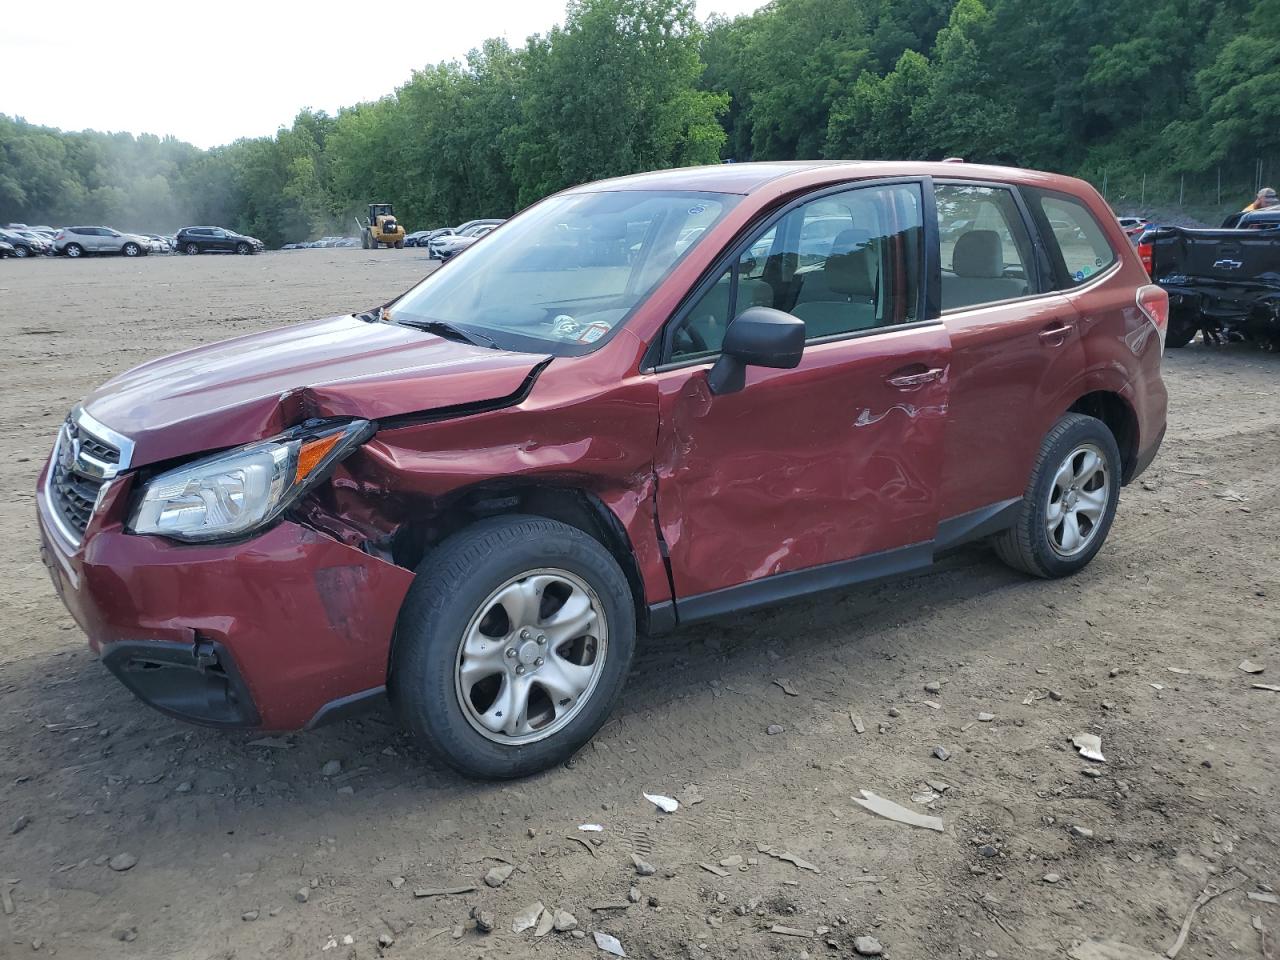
[1026,189,1117,287]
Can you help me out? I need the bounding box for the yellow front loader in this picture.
[358,202,406,249]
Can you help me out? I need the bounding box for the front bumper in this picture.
[37,467,415,730]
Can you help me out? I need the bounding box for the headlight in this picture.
[129,419,373,542]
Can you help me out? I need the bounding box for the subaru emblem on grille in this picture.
[58,430,80,474]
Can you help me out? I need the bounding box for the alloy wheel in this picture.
[454,568,608,745]
[1045,442,1110,558]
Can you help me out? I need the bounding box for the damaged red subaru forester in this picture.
[38,162,1168,778]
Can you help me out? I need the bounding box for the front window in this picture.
[390,191,738,355]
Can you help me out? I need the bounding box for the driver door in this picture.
[651,179,952,617]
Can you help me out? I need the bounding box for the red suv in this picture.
[37,162,1168,778]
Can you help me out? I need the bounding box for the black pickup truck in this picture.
[1141,208,1280,348]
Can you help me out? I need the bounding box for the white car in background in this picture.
[54,226,152,258]
[433,221,504,260]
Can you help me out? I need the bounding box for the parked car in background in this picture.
[175,226,265,255]
[427,221,501,259]
[53,226,151,258]
[0,240,13,259]
[433,221,504,260]
[38,160,1167,779]
[143,235,172,254]
[0,229,49,258]
[1117,216,1150,240]
[409,227,454,251]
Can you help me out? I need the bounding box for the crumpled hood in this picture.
[82,314,548,467]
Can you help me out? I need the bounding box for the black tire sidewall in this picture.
[392,516,636,779]
[1166,312,1197,348]
[1023,417,1122,577]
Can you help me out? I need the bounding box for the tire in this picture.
[361,230,372,250]
[64,244,83,258]
[395,239,405,249]
[992,413,1122,579]
[13,245,29,259]
[122,242,140,257]
[1165,313,1197,349]
[391,515,636,780]
[184,242,200,255]
[235,242,251,255]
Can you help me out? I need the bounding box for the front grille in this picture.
[48,419,120,542]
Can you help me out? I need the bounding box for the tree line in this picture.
[2,0,1277,247]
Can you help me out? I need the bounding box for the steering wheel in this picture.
[672,322,709,356]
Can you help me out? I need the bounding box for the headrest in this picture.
[825,244,876,298]
[953,230,1004,278]
[830,228,871,256]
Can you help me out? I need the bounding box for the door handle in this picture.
[1039,322,1073,344]
[885,367,944,389]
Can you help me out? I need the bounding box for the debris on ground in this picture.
[1249,891,1280,905]
[766,724,785,735]
[770,924,813,937]
[484,863,514,887]
[630,854,656,876]
[700,862,729,877]
[1072,733,1106,762]
[413,885,475,898]
[1238,659,1265,674]
[553,909,579,931]
[471,906,495,933]
[852,790,945,832]
[1253,683,1280,692]
[593,930,626,956]
[535,909,555,937]
[933,745,951,761]
[643,792,678,813]
[511,902,544,934]
[853,934,885,955]
[851,711,865,734]
[773,678,799,696]
[578,823,604,832]
[1166,877,1243,958]
[320,760,341,777]
[756,844,820,873]
[108,853,138,872]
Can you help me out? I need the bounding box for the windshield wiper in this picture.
[395,317,497,348]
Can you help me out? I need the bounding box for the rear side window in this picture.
[934,184,1035,311]
[1026,189,1117,286]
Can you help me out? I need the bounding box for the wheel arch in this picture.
[390,480,654,635]
[1066,390,1139,483]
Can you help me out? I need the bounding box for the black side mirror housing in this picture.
[707,307,806,395]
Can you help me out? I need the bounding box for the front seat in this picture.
[941,230,1026,309]
[792,229,878,337]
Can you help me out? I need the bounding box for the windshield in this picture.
[390,190,738,354]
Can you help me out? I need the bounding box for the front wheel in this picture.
[993,413,1121,579]
[391,515,636,779]
[394,239,404,249]
[13,245,29,259]
[122,242,140,257]
[235,242,251,255]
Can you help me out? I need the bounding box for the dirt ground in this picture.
[1,249,1278,960]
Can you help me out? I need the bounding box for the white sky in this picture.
[3,0,765,149]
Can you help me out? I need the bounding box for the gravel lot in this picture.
[1,249,1278,960]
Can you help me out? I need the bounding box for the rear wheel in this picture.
[1165,311,1198,349]
[184,242,200,255]
[64,244,83,258]
[993,413,1121,579]
[391,515,636,779]
[122,242,141,257]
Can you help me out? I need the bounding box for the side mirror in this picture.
[707,307,806,395]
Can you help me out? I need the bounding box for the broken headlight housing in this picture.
[129,419,374,543]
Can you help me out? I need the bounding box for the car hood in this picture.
[81,314,550,467]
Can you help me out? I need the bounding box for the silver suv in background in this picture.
[54,227,151,258]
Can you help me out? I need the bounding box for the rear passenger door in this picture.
[932,182,1085,529]
[652,179,953,611]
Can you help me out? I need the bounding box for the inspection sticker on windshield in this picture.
[577,321,611,344]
